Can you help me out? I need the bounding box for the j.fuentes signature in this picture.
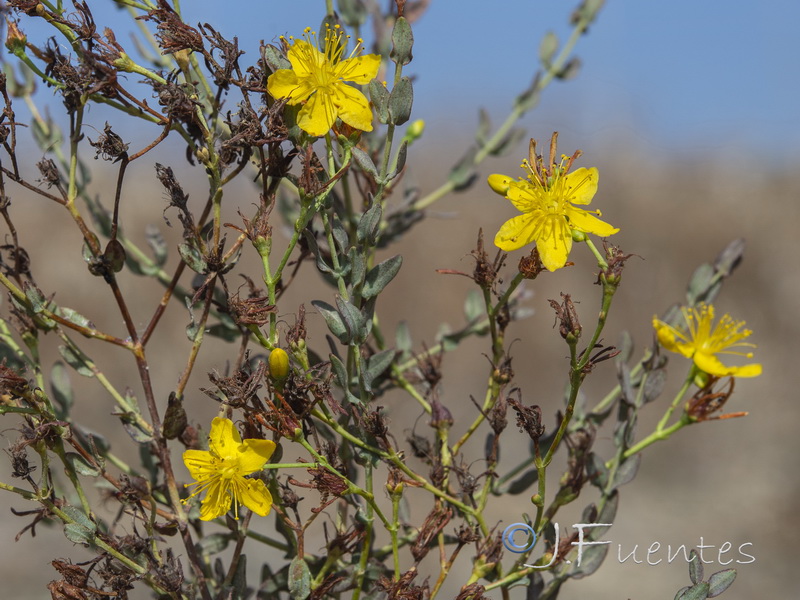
[502,522,755,568]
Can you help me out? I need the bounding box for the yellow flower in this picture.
[267,25,381,137]
[183,417,276,521]
[652,304,762,378]
[488,147,618,271]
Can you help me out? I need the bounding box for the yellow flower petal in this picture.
[331,84,374,131]
[727,363,762,378]
[335,53,381,84]
[286,39,321,79]
[183,449,215,480]
[653,319,694,359]
[297,91,338,136]
[199,478,232,521]
[237,439,276,473]
[566,206,620,237]
[209,416,241,456]
[505,180,538,212]
[562,167,598,205]
[535,215,572,271]
[494,214,539,252]
[267,69,304,103]
[653,305,761,379]
[239,478,274,517]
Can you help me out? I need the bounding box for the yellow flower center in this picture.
[295,25,365,90]
[219,456,242,479]
[685,305,755,358]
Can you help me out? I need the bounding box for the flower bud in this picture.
[487,174,512,196]
[269,348,290,382]
[570,228,587,242]
[404,119,425,143]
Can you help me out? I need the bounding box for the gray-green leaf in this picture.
[707,569,736,597]
[362,255,403,299]
[288,556,311,600]
[311,300,350,344]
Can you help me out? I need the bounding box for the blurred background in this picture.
[0,1,797,598]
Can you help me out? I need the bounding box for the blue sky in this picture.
[19,1,799,161]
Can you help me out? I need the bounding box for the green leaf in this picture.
[489,126,525,157]
[231,553,247,599]
[389,16,414,65]
[707,569,736,597]
[611,454,640,489]
[335,296,366,343]
[303,230,334,274]
[464,289,484,322]
[539,31,558,65]
[352,146,380,184]
[476,108,491,147]
[338,0,368,27]
[62,506,96,546]
[387,140,408,181]
[363,349,395,392]
[448,146,478,191]
[368,80,390,124]
[395,321,412,356]
[178,242,207,273]
[146,224,168,267]
[388,76,413,126]
[514,75,541,113]
[206,322,241,342]
[574,0,606,23]
[617,362,634,406]
[65,452,100,477]
[643,368,667,404]
[50,361,73,417]
[331,214,349,254]
[357,199,382,246]
[58,344,94,378]
[571,543,608,579]
[288,556,311,600]
[689,549,704,584]
[557,57,581,80]
[55,306,95,332]
[23,283,48,313]
[686,263,716,306]
[617,330,634,364]
[506,469,538,495]
[329,353,348,390]
[596,491,618,530]
[679,582,710,600]
[262,44,291,71]
[713,239,745,278]
[311,300,350,344]
[585,452,609,489]
[362,255,403,299]
[119,411,154,444]
[197,532,234,556]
